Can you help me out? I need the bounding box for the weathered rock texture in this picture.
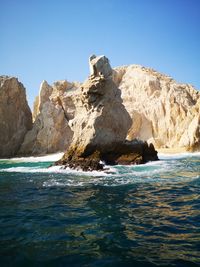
[19,80,79,155]
[113,65,200,152]
[3,57,198,158]
[56,55,158,170]
[32,95,39,122]
[89,55,113,78]
[0,76,32,157]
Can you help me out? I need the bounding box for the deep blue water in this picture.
[0,153,200,267]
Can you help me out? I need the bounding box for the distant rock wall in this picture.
[19,80,79,155]
[0,76,32,157]
[113,65,200,151]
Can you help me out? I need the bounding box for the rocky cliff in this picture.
[1,56,199,158]
[0,76,32,157]
[19,80,79,155]
[56,55,158,170]
[113,65,200,152]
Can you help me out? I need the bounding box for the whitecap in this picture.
[0,165,114,177]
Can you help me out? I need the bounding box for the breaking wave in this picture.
[0,154,199,187]
[0,152,64,163]
[1,152,200,267]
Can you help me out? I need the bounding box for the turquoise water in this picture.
[0,153,200,267]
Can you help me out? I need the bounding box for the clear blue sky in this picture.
[1,0,200,109]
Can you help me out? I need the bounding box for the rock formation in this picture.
[19,80,79,155]
[2,57,198,158]
[0,76,32,157]
[56,55,158,170]
[113,65,200,152]
[89,55,113,77]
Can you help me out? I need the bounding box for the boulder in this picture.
[89,54,113,78]
[0,76,32,157]
[113,65,200,152]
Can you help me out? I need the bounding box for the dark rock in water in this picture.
[55,150,104,172]
[108,140,158,165]
[55,139,158,171]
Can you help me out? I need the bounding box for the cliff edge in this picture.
[0,76,32,157]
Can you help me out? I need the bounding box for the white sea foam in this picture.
[1,151,199,164]
[0,156,172,177]
[41,168,199,188]
[1,160,198,187]
[158,152,200,160]
[0,165,112,177]
[0,152,199,187]
[0,153,64,163]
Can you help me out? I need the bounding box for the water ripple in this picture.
[0,155,200,266]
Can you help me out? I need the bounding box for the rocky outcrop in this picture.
[2,56,197,159]
[56,55,158,171]
[0,76,32,157]
[19,80,79,155]
[89,55,113,78]
[113,65,200,152]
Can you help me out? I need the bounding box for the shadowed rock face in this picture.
[56,55,158,171]
[0,76,32,157]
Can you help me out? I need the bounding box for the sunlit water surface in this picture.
[0,153,200,267]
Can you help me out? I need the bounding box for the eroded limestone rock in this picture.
[19,80,79,155]
[56,56,158,171]
[0,76,32,157]
[89,55,113,78]
[113,65,200,152]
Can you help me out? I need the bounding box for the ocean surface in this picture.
[0,152,200,267]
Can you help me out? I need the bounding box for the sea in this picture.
[0,152,200,267]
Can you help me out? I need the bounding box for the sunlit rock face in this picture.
[68,55,131,154]
[113,65,200,152]
[19,80,79,155]
[56,55,158,171]
[89,54,113,78]
[0,76,32,157]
